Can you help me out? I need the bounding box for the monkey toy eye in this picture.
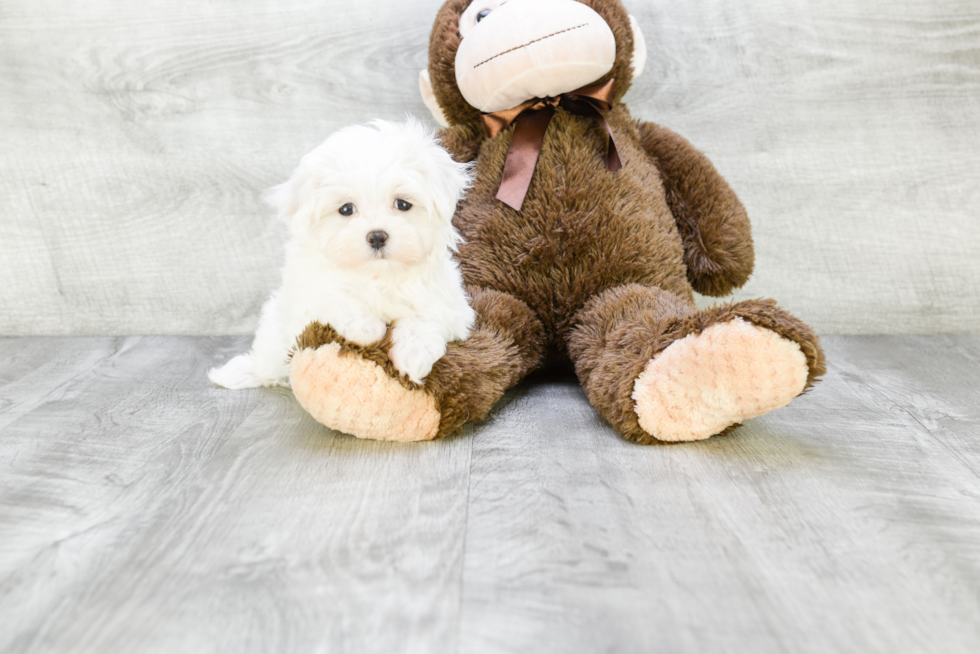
[395,199,413,212]
[338,203,356,216]
[476,9,491,22]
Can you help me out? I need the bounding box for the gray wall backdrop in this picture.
[2,0,978,336]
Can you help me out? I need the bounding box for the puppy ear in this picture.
[265,158,320,238]
[424,144,473,250]
[419,134,472,216]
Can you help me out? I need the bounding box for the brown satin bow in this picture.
[482,78,623,211]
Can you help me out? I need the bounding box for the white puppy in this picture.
[209,119,476,389]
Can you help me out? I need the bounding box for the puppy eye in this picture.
[338,203,356,217]
[395,199,413,212]
[476,9,491,22]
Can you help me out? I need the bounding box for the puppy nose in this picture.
[367,230,388,250]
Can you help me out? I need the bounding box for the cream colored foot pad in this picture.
[290,343,440,442]
[632,318,808,442]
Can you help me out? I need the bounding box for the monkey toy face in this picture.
[420,0,647,127]
[454,0,616,112]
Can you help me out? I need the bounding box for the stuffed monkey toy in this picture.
[288,0,826,443]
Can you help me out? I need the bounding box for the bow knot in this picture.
[481,78,623,211]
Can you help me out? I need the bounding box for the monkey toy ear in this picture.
[629,14,647,79]
[419,69,450,128]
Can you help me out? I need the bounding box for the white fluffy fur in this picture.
[209,119,476,389]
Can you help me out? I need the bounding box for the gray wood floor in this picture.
[1,336,979,653]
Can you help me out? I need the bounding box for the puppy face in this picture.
[270,119,471,274]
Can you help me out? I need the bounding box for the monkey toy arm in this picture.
[636,120,755,297]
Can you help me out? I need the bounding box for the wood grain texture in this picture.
[1,0,979,336]
[0,336,472,654]
[1,335,979,652]
[457,335,980,653]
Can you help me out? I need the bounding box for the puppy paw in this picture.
[338,316,388,346]
[389,325,447,384]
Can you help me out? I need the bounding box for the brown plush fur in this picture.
[294,286,546,439]
[290,0,826,442]
[637,122,755,297]
[567,284,825,443]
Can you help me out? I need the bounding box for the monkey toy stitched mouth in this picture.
[453,0,617,114]
[473,23,589,70]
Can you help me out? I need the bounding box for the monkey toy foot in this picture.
[290,323,442,442]
[289,297,543,442]
[631,317,811,442]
